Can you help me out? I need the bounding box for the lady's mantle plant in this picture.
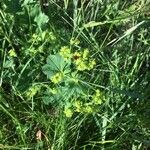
[42,38,104,117]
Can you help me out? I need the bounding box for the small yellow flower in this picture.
[9,49,17,57]
[92,89,103,105]
[84,105,93,113]
[64,107,73,117]
[73,52,81,60]
[26,85,41,98]
[74,100,82,112]
[70,38,80,46]
[51,72,63,84]
[83,49,89,60]
[88,59,96,70]
[73,50,96,71]
[95,90,101,96]
[76,60,87,71]
[59,46,71,60]
[32,33,38,40]
[73,52,87,71]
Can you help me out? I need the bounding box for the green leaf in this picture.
[47,54,66,71]
[42,96,53,105]
[42,88,62,106]
[34,12,49,28]
[42,54,69,78]
[42,64,57,78]
[30,4,40,17]
[3,59,15,68]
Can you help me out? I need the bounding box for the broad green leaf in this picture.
[47,54,66,71]
[42,54,69,78]
[30,4,40,17]
[34,12,49,28]
[43,96,55,105]
[43,88,63,106]
[42,64,57,78]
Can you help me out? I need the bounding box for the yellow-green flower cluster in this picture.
[70,38,80,46]
[9,49,17,57]
[74,100,82,112]
[73,49,96,71]
[59,46,71,60]
[63,89,104,116]
[63,100,93,117]
[26,85,41,98]
[51,72,63,84]
[59,46,96,71]
[31,33,42,44]
[73,100,94,114]
[64,107,73,118]
[31,31,56,43]
[83,104,93,113]
[92,89,103,105]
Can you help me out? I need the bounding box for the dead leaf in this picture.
[36,130,42,140]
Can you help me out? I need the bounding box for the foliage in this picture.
[0,0,150,149]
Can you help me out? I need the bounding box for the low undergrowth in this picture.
[0,0,150,149]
